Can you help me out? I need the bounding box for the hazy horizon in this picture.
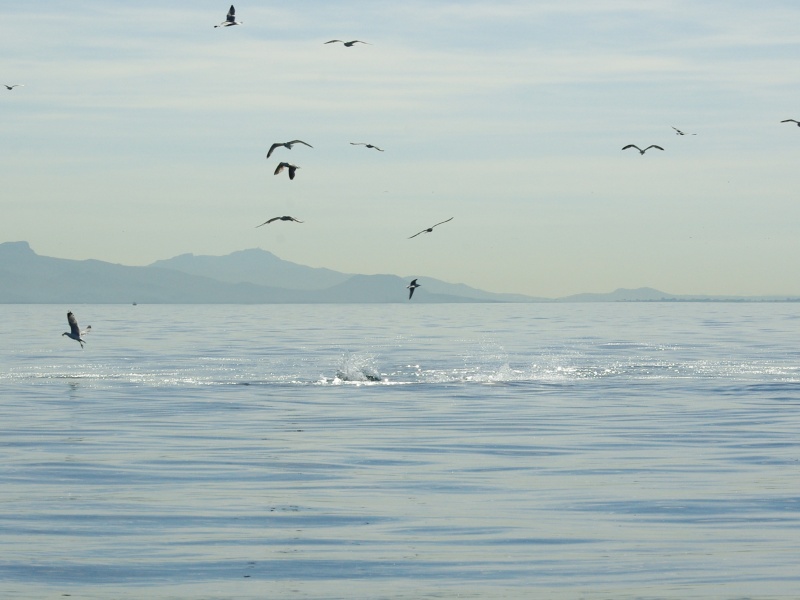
[3,2,800,297]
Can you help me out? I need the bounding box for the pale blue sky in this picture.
[2,1,800,297]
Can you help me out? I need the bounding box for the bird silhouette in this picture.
[671,127,696,136]
[266,140,313,159]
[3,84,23,90]
[350,142,383,151]
[214,5,241,27]
[256,216,304,227]
[781,119,800,127]
[325,40,369,47]
[408,217,453,239]
[62,311,91,348]
[407,279,420,300]
[274,162,299,180]
[622,144,664,155]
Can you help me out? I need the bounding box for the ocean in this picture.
[1,303,799,599]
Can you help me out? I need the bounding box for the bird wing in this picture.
[671,126,683,134]
[67,312,81,337]
[430,217,454,229]
[227,5,236,20]
[266,142,281,158]
[288,140,313,148]
[288,166,297,180]
[325,40,343,44]
[646,145,664,151]
[408,229,427,239]
[781,119,799,123]
[257,217,279,227]
[82,325,92,336]
[350,142,365,145]
[288,216,304,222]
[622,145,641,151]
[274,163,286,175]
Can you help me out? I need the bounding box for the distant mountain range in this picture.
[1,241,798,303]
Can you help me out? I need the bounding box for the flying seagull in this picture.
[781,119,800,127]
[671,126,696,136]
[350,142,383,152]
[407,279,420,300]
[622,144,664,155]
[267,140,313,159]
[62,311,91,348]
[408,217,453,239]
[214,5,241,27]
[3,84,23,90]
[256,216,304,227]
[325,40,369,47]
[274,162,299,180]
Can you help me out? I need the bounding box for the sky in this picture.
[2,0,800,298]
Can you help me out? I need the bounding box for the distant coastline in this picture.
[1,241,797,304]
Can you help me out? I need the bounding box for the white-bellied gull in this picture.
[622,144,664,155]
[350,142,383,151]
[62,311,91,348]
[274,162,299,180]
[325,40,370,47]
[267,140,313,159]
[214,5,241,27]
[256,216,304,227]
[407,279,420,300]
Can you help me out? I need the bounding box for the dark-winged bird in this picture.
[350,142,383,151]
[408,217,453,239]
[4,84,23,90]
[256,216,304,227]
[781,119,800,127]
[622,144,664,155]
[267,140,313,159]
[671,126,696,136]
[325,40,369,47]
[407,279,420,300]
[274,162,299,180]
[214,5,241,27]
[62,312,91,348]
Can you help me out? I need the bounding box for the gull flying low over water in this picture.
[266,140,313,159]
[408,217,453,239]
[325,40,369,47]
[62,311,91,348]
[407,279,420,300]
[4,84,23,90]
[781,119,800,127]
[214,5,241,27]
[671,127,696,136]
[274,162,299,180]
[256,216,304,227]
[350,142,383,151]
[622,144,664,155]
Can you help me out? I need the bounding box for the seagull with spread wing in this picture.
[214,5,241,27]
[267,140,313,159]
[274,162,299,180]
[408,217,453,239]
[256,216,304,227]
[4,84,23,91]
[407,279,420,300]
[325,40,369,47]
[622,144,664,155]
[62,312,91,348]
[350,142,383,151]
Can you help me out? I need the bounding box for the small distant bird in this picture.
[781,119,800,127]
[408,217,453,239]
[622,144,664,155]
[325,40,369,47]
[214,5,241,27]
[62,311,91,348]
[256,216,304,227]
[274,162,299,180]
[407,279,420,300]
[671,126,696,136]
[350,142,383,152]
[266,140,313,159]
[4,84,23,90]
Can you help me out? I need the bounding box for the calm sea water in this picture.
[1,303,799,599]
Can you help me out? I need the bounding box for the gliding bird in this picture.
[274,162,299,180]
[407,279,420,300]
[62,311,91,348]
[622,144,664,155]
[214,5,241,27]
[267,140,313,159]
[3,84,23,90]
[671,127,696,136]
[325,40,369,47]
[256,216,304,227]
[350,142,383,151]
[408,217,453,239]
